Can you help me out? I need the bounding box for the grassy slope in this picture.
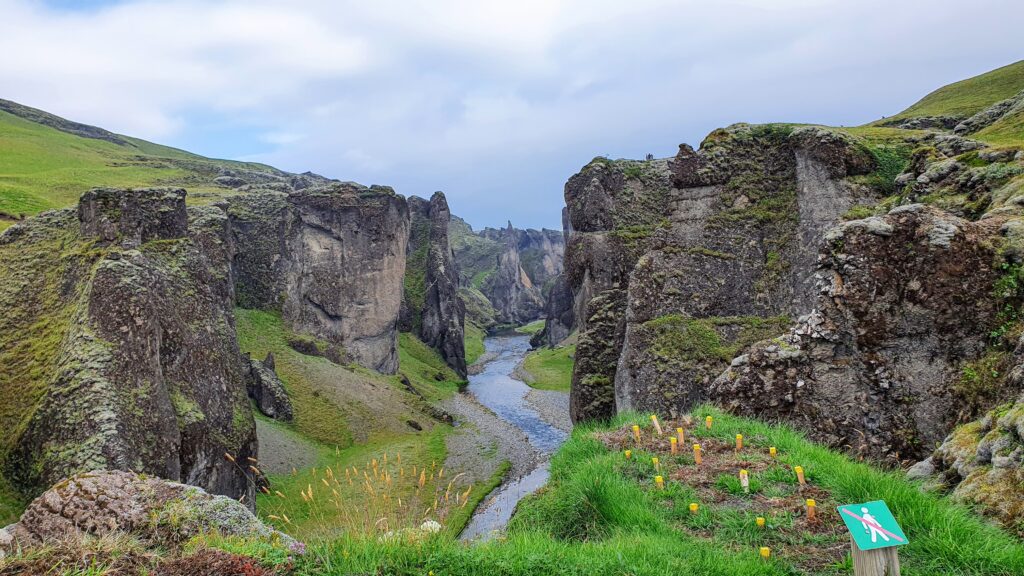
[227,407,1024,575]
[464,322,487,366]
[886,60,1024,121]
[518,344,575,392]
[0,108,277,230]
[235,310,495,539]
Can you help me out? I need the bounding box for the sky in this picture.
[1,1,1022,229]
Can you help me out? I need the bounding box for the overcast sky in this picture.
[1,0,1021,229]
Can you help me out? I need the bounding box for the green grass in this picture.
[887,60,1024,121]
[464,322,487,366]
[518,344,575,392]
[0,474,25,525]
[514,319,546,335]
[975,107,1024,147]
[219,406,1024,575]
[236,309,355,448]
[397,332,465,399]
[0,107,278,231]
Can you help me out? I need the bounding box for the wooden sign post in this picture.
[838,500,908,576]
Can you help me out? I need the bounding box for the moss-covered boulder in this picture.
[0,470,289,555]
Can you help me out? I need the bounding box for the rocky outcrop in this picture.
[0,470,288,555]
[450,217,565,328]
[0,189,256,505]
[481,222,546,325]
[244,352,293,421]
[401,193,467,377]
[228,183,411,374]
[566,124,880,422]
[954,89,1024,136]
[710,205,1011,462]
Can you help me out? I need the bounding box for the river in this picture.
[458,335,569,541]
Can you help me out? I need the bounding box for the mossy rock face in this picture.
[400,193,467,377]
[565,123,883,423]
[0,189,256,506]
[712,205,1011,463]
[1,470,288,554]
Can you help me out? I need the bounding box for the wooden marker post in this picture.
[689,503,699,515]
[850,539,901,576]
[632,425,641,443]
[624,449,632,460]
[735,434,744,452]
[705,416,713,430]
[650,414,663,435]
[739,469,750,493]
[806,499,817,521]
[693,444,702,465]
[759,547,771,560]
[794,465,806,489]
[670,436,678,454]
[652,457,660,472]
[655,475,664,490]
[756,516,765,528]
[676,427,685,445]
[769,446,777,459]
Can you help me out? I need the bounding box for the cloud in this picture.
[1,0,1022,228]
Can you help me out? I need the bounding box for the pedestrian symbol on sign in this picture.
[837,500,909,551]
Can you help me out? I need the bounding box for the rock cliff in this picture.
[401,192,467,377]
[566,124,880,422]
[0,188,257,505]
[227,183,410,374]
[711,205,1011,462]
[450,217,565,328]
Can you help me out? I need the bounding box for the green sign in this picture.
[837,500,909,551]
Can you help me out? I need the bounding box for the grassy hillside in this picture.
[888,60,1024,121]
[205,406,1024,575]
[0,103,283,231]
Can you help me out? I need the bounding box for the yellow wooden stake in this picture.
[806,499,816,521]
[676,427,685,445]
[652,457,660,472]
[632,425,641,443]
[650,414,663,435]
[689,503,699,514]
[769,446,777,458]
[670,436,678,454]
[693,444,702,465]
[705,415,713,430]
[739,469,750,493]
[736,434,743,452]
[794,465,806,486]
[756,516,765,528]
[624,449,632,460]
[760,547,771,560]
[655,475,664,490]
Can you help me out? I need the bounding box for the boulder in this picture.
[0,471,289,555]
[244,353,293,421]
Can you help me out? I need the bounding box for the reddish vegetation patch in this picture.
[155,549,277,576]
[595,418,848,572]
